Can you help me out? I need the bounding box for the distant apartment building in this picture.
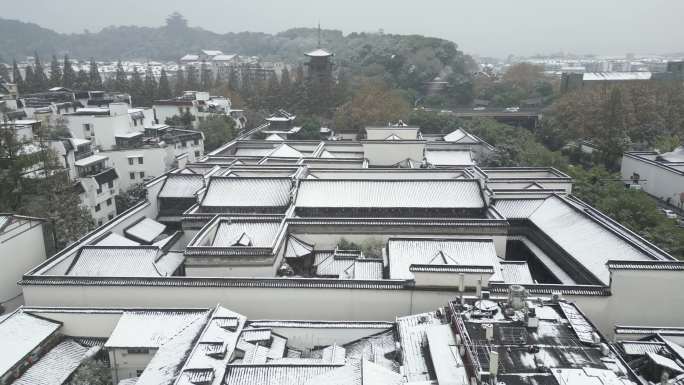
[153,90,245,129]
[179,49,282,85]
[2,89,206,224]
[561,60,684,93]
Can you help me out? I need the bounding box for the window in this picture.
[97,220,103,226]
[129,172,135,180]
[96,186,102,194]
[128,158,134,165]
[138,157,144,165]
[136,370,144,376]
[95,204,101,212]
[106,198,112,206]
[139,172,145,178]
[193,139,199,145]
[133,119,138,127]
[83,123,91,131]
[127,348,150,355]
[181,141,187,148]
[195,150,200,158]
[108,181,114,189]
[108,213,114,220]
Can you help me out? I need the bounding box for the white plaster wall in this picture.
[413,271,493,288]
[0,223,46,301]
[605,269,684,335]
[185,264,275,278]
[267,327,392,350]
[110,349,156,384]
[22,280,676,338]
[105,147,172,191]
[366,128,419,140]
[621,155,684,206]
[362,142,425,166]
[24,310,123,337]
[65,115,131,151]
[22,284,459,322]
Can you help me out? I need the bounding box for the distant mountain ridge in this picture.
[0,15,475,103]
[0,17,470,65]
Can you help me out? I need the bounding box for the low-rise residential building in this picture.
[153,91,245,130]
[73,153,119,226]
[1,293,651,385]
[621,148,684,208]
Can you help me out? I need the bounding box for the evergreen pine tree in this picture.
[114,61,128,92]
[228,67,239,92]
[88,59,103,90]
[129,66,144,106]
[142,65,158,106]
[265,72,280,110]
[174,67,185,97]
[12,60,24,93]
[185,65,199,90]
[62,55,75,88]
[158,68,172,99]
[280,67,293,110]
[74,69,89,90]
[213,69,223,89]
[200,61,213,91]
[33,53,49,92]
[49,55,62,87]
[24,65,36,94]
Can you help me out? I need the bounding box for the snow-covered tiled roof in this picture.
[265,134,285,141]
[212,54,237,61]
[200,177,292,210]
[583,72,652,81]
[135,312,211,385]
[492,199,546,219]
[0,310,62,376]
[284,236,314,258]
[201,50,223,57]
[66,246,181,277]
[387,238,502,280]
[12,339,90,385]
[125,218,167,244]
[396,311,441,382]
[268,144,303,158]
[528,196,655,284]
[211,220,281,247]
[295,179,484,209]
[424,149,474,166]
[305,49,333,57]
[158,174,205,199]
[315,251,384,280]
[658,146,684,163]
[95,233,140,247]
[224,366,335,385]
[499,261,535,284]
[74,154,107,167]
[106,311,208,349]
[443,128,479,143]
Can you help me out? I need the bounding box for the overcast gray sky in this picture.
[4,0,683,58]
